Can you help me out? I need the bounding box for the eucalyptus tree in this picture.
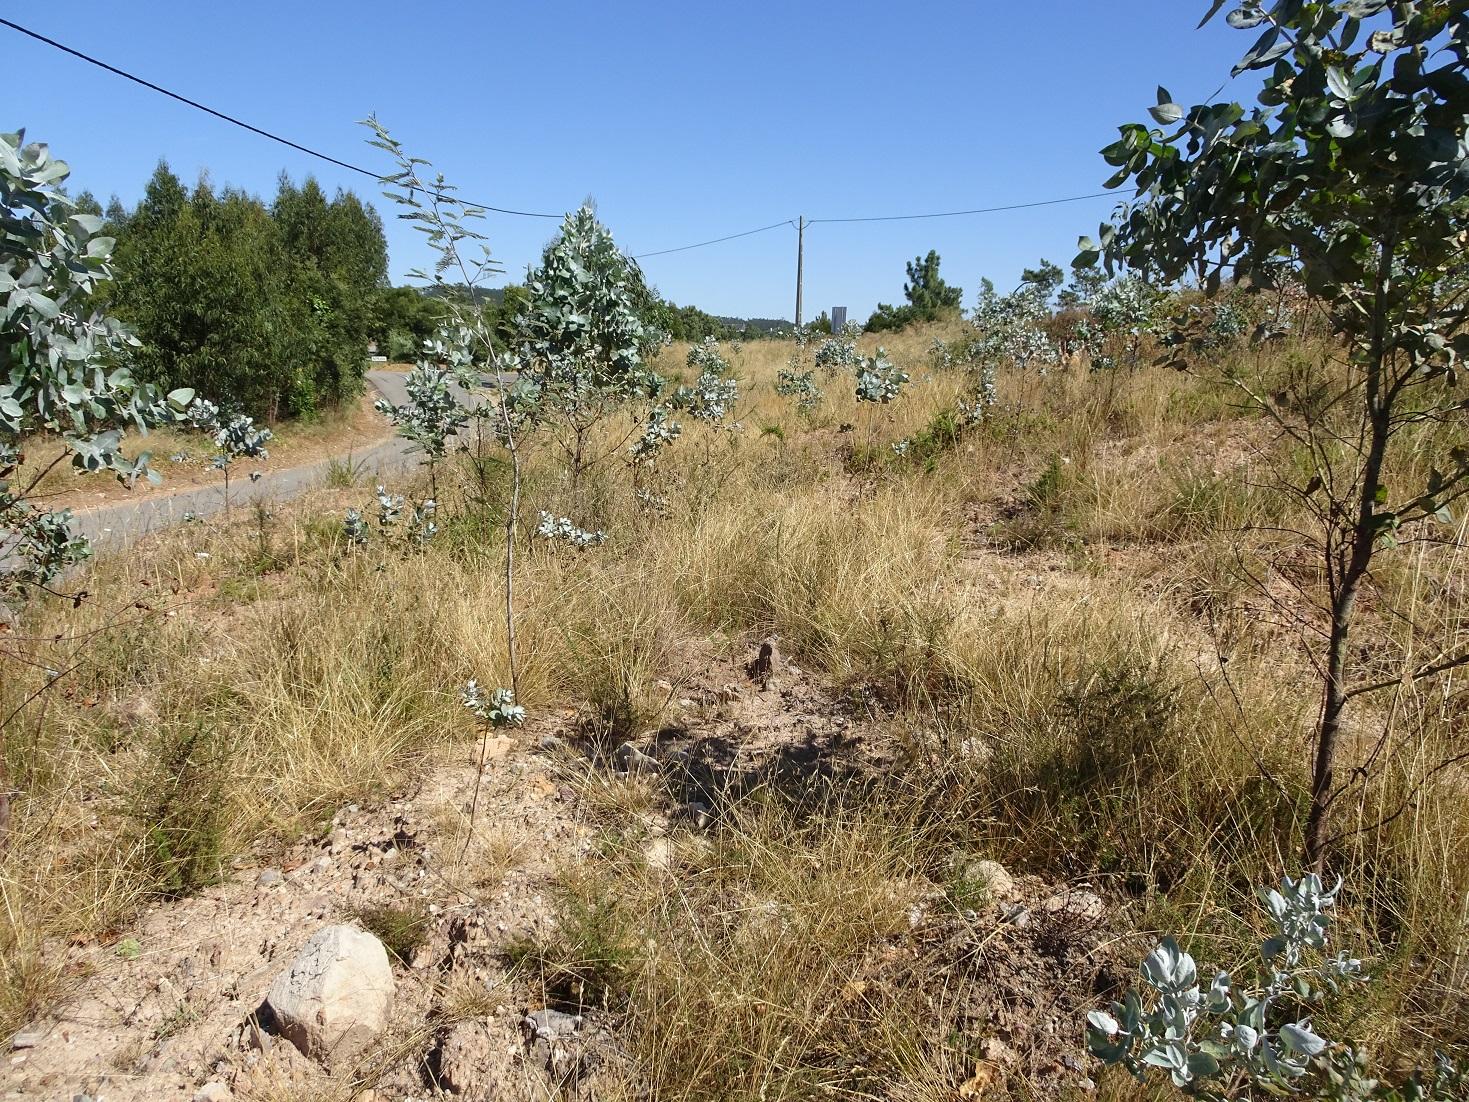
[2,130,197,600]
[1078,0,1469,868]
[372,355,471,498]
[506,205,668,505]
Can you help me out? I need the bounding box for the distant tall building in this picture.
[831,306,848,332]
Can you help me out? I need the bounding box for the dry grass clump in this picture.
[511,792,953,1100]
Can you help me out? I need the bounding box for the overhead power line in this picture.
[807,190,1132,224]
[3,16,1143,262]
[0,16,561,219]
[632,220,795,260]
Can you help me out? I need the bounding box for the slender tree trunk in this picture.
[504,444,522,700]
[1303,234,1395,870]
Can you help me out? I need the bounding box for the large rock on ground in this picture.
[264,925,394,1063]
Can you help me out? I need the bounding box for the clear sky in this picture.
[8,2,1251,322]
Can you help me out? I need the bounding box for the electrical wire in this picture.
[807,190,1134,225]
[1,16,1162,258]
[0,16,561,219]
[632,220,795,259]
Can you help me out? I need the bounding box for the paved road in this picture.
[71,370,423,550]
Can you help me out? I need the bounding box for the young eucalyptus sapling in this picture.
[1077,0,1469,868]
[854,348,910,404]
[506,205,668,509]
[777,327,826,414]
[364,118,524,712]
[188,400,273,515]
[373,356,471,499]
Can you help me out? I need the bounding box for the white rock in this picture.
[193,1082,231,1102]
[264,925,394,1063]
[522,1008,581,1039]
[954,856,1017,901]
[644,837,675,872]
[1041,888,1105,921]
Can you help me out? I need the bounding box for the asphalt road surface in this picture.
[70,369,423,550]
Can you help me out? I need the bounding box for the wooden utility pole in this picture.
[794,215,805,328]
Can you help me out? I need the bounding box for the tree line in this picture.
[78,165,389,421]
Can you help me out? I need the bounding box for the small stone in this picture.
[644,837,674,872]
[1077,1077,1096,1093]
[256,869,284,887]
[981,1037,1016,1066]
[953,856,1017,902]
[11,1029,42,1050]
[1041,889,1105,921]
[537,734,564,752]
[683,802,712,829]
[1001,904,1031,928]
[957,737,992,763]
[193,1082,231,1102]
[613,742,659,773]
[521,1008,581,1039]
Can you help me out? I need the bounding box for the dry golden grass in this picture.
[3,322,1468,1087]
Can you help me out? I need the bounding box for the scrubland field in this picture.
[4,321,1467,1099]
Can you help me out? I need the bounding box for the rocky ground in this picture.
[3,643,1124,1102]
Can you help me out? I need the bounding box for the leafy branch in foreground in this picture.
[2,129,200,599]
[1088,874,1462,1101]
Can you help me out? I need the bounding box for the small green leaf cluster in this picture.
[461,680,525,728]
[341,485,437,553]
[814,333,862,376]
[672,371,738,424]
[373,361,470,463]
[854,349,910,404]
[535,510,606,549]
[629,404,683,463]
[193,404,272,473]
[970,278,1058,376]
[685,335,730,376]
[775,368,822,414]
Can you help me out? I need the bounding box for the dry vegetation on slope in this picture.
[2,324,1468,1098]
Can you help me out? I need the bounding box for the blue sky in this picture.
[9,2,1250,321]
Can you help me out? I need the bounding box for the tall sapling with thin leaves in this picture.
[1077,0,1469,869]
